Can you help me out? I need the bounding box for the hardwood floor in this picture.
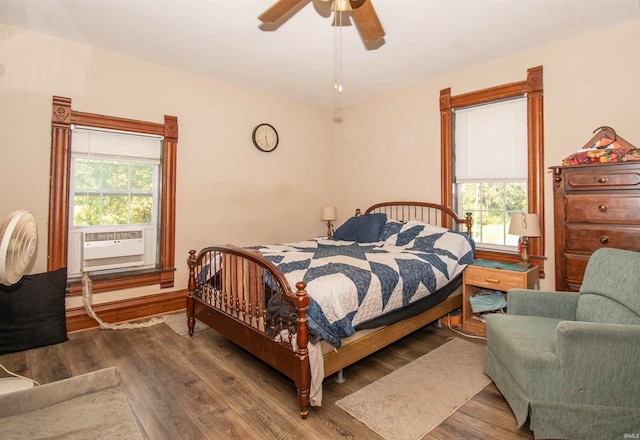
[0,318,534,439]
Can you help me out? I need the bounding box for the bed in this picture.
[186,201,474,418]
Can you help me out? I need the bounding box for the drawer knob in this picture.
[485,277,500,284]
[598,203,608,212]
[600,235,609,244]
[598,177,608,184]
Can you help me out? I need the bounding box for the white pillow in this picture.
[388,219,448,247]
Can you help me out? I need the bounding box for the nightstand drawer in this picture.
[464,267,529,291]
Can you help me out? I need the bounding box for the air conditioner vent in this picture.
[84,230,143,242]
[82,229,145,272]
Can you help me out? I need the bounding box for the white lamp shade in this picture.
[508,213,541,237]
[321,206,337,221]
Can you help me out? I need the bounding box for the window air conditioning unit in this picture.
[82,230,145,272]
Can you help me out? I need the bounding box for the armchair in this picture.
[484,248,640,440]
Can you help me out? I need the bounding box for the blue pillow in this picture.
[333,213,387,243]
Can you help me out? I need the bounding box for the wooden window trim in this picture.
[440,66,545,273]
[49,96,177,294]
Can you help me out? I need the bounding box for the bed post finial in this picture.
[464,212,472,236]
[187,250,197,293]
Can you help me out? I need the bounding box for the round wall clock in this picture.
[252,123,279,152]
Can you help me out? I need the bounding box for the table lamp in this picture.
[508,212,541,267]
[321,206,337,239]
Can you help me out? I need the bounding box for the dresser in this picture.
[551,162,640,291]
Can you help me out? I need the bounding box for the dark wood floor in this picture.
[0,318,533,439]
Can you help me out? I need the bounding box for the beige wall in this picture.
[0,23,332,307]
[1,20,638,306]
[331,20,640,290]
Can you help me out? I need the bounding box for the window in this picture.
[454,97,528,250]
[49,96,178,294]
[67,127,163,278]
[440,66,545,267]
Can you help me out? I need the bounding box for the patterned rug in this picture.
[336,337,490,440]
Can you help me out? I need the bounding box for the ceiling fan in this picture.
[259,0,385,44]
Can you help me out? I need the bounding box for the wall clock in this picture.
[252,123,279,152]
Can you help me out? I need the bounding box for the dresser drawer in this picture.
[464,267,530,291]
[565,224,640,252]
[565,195,640,224]
[565,168,640,191]
[565,253,590,290]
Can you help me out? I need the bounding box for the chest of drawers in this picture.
[551,162,640,291]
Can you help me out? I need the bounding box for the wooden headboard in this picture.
[360,201,472,236]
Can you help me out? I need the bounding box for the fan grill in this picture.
[0,210,38,285]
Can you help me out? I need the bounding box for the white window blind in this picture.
[71,126,163,162]
[454,97,527,183]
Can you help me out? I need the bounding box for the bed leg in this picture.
[335,369,346,384]
[187,250,197,336]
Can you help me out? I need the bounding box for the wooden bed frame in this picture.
[186,201,472,419]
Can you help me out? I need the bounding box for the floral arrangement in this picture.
[562,131,640,166]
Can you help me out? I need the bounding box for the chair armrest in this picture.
[507,289,578,319]
[555,321,640,406]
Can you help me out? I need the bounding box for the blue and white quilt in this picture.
[251,220,475,347]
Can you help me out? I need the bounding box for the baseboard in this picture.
[66,289,187,332]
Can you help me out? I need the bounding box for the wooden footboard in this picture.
[186,245,313,418]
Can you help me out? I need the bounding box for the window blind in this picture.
[71,126,163,162]
[454,97,527,183]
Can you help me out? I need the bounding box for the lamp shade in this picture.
[508,213,541,237]
[321,206,337,221]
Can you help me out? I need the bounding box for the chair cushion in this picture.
[577,248,640,324]
[485,314,561,397]
[577,293,640,325]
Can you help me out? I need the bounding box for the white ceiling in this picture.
[1,0,639,109]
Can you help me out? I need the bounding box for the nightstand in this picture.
[462,262,539,337]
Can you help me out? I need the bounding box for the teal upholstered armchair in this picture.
[484,248,640,440]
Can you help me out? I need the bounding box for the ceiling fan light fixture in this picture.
[332,1,349,94]
[332,0,353,12]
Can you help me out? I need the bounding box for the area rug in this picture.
[336,337,490,440]
[163,312,209,335]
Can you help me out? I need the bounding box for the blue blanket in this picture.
[252,220,474,347]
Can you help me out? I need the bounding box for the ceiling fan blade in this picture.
[350,0,385,42]
[259,0,305,23]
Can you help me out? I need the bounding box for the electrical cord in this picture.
[0,363,40,387]
[443,312,487,340]
[82,272,163,330]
